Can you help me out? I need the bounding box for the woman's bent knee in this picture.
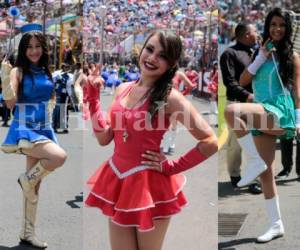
[54,150,67,168]
[224,104,238,119]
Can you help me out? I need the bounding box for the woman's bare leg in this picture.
[19,142,66,202]
[254,134,277,198]
[109,220,138,250]
[253,134,284,242]
[22,142,67,171]
[224,102,285,187]
[225,103,285,138]
[26,155,39,171]
[136,218,170,250]
[26,156,41,193]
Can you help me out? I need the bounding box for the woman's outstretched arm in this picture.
[83,65,113,146]
[83,65,132,146]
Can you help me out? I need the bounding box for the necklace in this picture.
[122,115,129,142]
[122,84,152,143]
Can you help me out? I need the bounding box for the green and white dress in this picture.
[252,59,295,139]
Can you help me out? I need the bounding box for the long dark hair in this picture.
[15,32,53,97]
[139,31,182,119]
[262,8,293,87]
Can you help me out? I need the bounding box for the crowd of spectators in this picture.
[83,0,218,70]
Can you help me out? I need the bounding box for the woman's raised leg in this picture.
[225,102,284,186]
[22,142,67,171]
[18,142,67,202]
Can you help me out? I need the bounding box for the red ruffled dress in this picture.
[85,83,187,232]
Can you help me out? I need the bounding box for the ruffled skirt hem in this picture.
[1,138,52,154]
[85,160,188,231]
[85,190,187,232]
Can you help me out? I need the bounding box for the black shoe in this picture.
[62,129,69,134]
[275,169,291,179]
[2,122,9,127]
[248,183,262,195]
[230,176,241,188]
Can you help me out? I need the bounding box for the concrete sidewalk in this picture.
[218,142,300,250]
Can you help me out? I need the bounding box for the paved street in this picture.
[83,91,218,250]
[219,140,300,249]
[0,112,83,250]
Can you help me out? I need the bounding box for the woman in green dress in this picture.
[225,8,300,243]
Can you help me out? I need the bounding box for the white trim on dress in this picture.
[89,175,187,212]
[110,219,155,232]
[90,191,115,205]
[110,211,189,232]
[109,158,152,179]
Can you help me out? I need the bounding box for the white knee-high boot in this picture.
[257,196,284,243]
[237,133,267,187]
[20,195,48,248]
[18,162,51,203]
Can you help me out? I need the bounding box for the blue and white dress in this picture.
[1,64,58,154]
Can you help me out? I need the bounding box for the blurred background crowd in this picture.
[84,0,217,71]
[0,0,219,130]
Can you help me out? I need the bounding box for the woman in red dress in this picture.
[84,31,217,250]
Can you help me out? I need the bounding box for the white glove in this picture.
[1,60,15,100]
[247,49,267,75]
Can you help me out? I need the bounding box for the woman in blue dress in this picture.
[1,24,67,248]
[225,8,300,243]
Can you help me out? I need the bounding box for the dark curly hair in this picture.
[262,8,294,88]
[15,32,53,98]
[139,30,182,120]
